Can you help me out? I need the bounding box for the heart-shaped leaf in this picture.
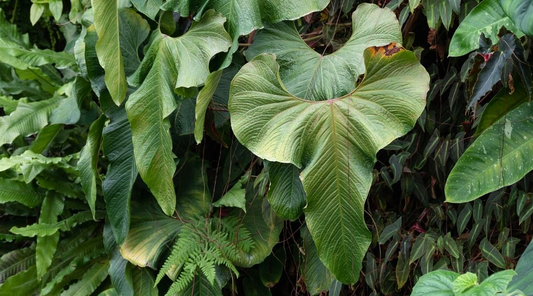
[245,3,402,101]
[229,44,429,283]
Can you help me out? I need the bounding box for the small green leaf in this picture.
[194,70,222,144]
[379,217,402,244]
[444,233,460,259]
[480,238,506,268]
[457,204,473,234]
[301,226,335,295]
[213,179,247,213]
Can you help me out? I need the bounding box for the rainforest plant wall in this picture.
[0,0,532,295]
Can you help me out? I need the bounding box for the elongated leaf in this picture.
[446,102,533,203]
[61,261,110,296]
[411,269,458,295]
[79,115,106,219]
[0,179,43,207]
[125,10,231,215]
[467,35,515,110]
[92,0,126,105]
[379,217,402,244]
[265,161,306,221]
[480,238,506,268]
[246,3,402,101]
[36,193,64,278]
[508,240,533,295]
[229,44,429,283]
[194,70,222,144]
[0,246,35,283]
[449,0,523,57]
[301,226,335,295]
[101,92,138,245]
[476,81,529,135]
[10,223,59,237]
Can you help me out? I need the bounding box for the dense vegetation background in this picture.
[0,0,532,295]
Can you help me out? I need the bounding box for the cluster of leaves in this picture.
[0,0,533,295]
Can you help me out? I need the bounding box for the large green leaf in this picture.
[246,3,402,101]
[499,0,533,36]
[167,0,328,67]
[78,115,106,219]
[125,10,231,216]
[508,240,533,295]
[229,46,429,283]
[101,92,138,245]
[411,270,458,296]
[446,102,533,203]
[91,0,127,105]
[449,0,526,57]
[120,202,181,268]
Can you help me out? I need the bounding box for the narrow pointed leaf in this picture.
[36,193,64,278]
[301,226,335,295]
[125,10,231,215]
[229,45,429,283]
[79,115,106,219]
[61,261,110,296]
[92,0,126,105]
[101,92,138,245]
[194,69,222,144]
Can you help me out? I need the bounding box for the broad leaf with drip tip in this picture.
[229,44,429,283]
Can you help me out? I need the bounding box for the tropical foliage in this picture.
[0,0,533,295]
